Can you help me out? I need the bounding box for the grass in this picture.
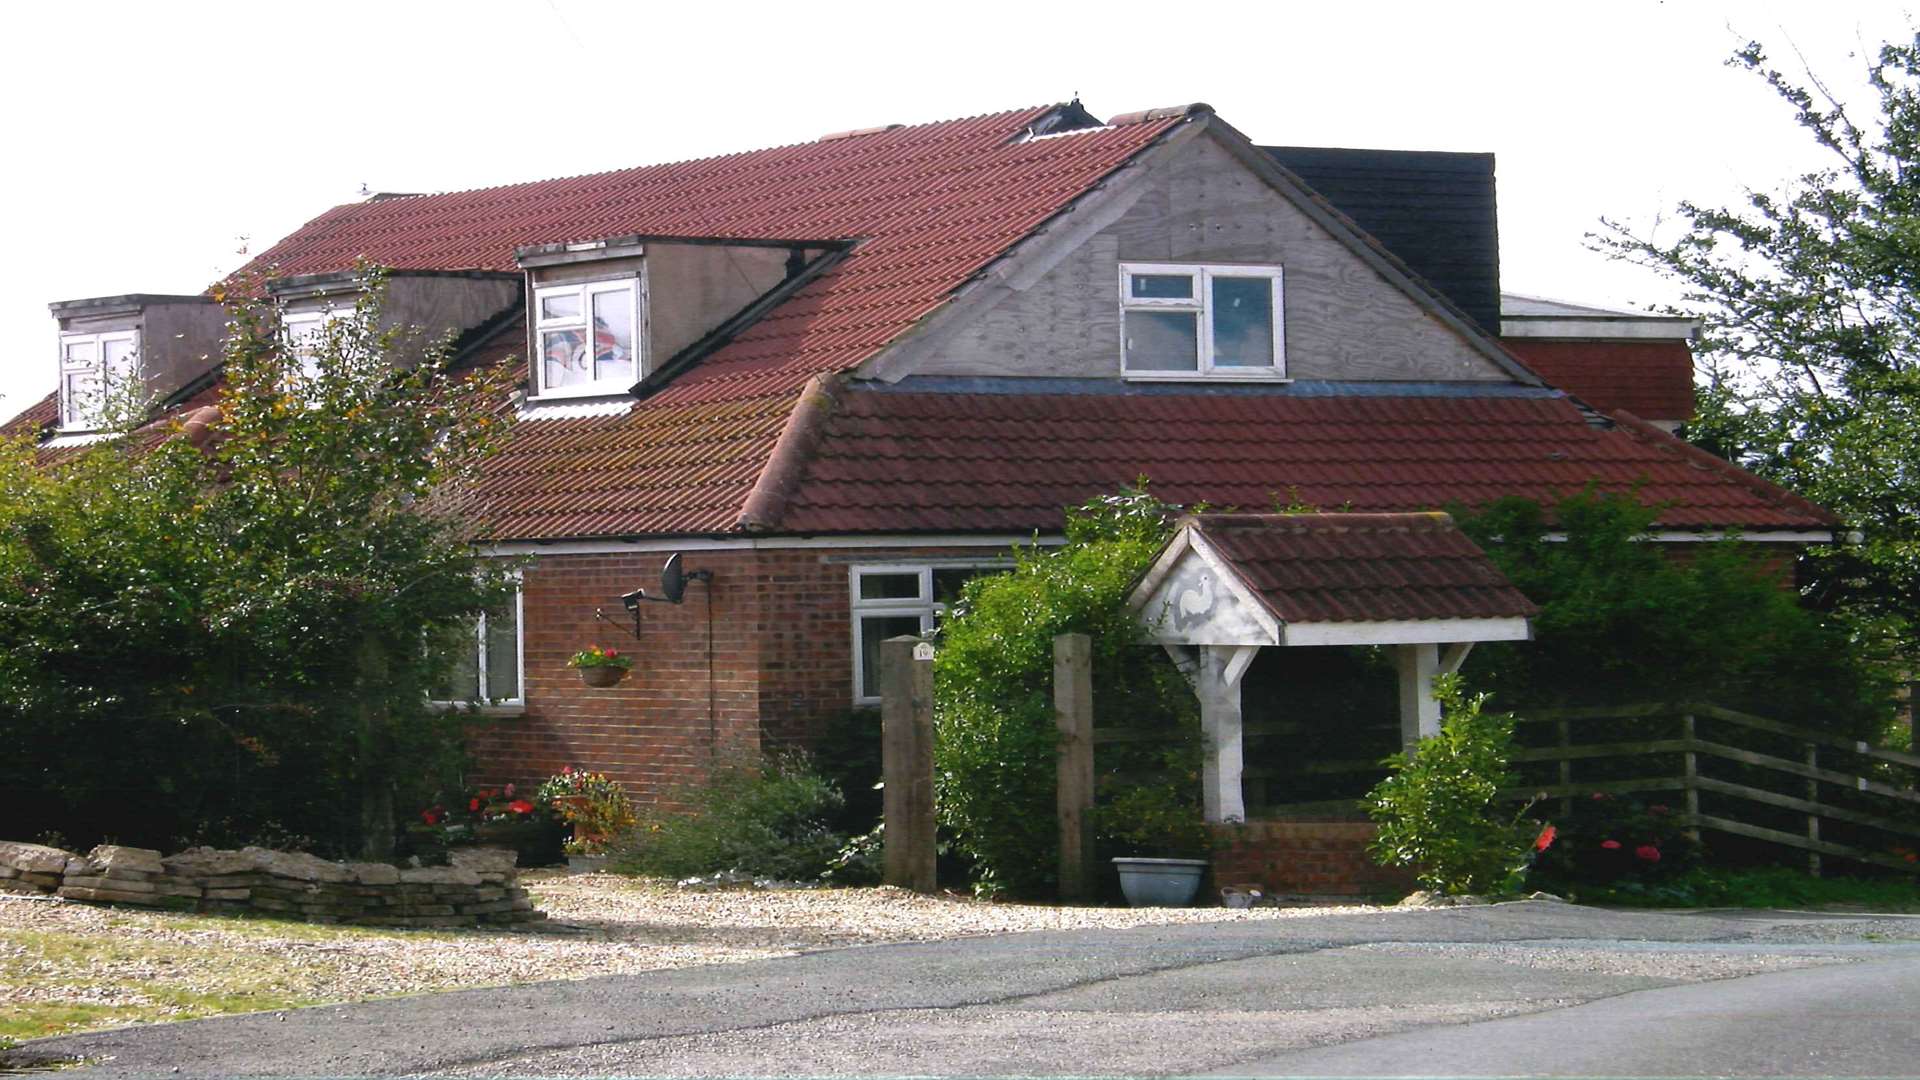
[0,926,332,1042]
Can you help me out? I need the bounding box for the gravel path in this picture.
[0,872,1386,1031]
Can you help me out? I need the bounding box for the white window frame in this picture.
[57,330,138,430]
[282,307,349,385]
[848,562,1007,705]
[429,580,525,708]
[1117,262,1286,381]
[531,277,643,400]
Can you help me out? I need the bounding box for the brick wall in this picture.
[467,543,1008,808]
[1210,817,1415,898]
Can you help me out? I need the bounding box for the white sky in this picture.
[0,0,1911,416]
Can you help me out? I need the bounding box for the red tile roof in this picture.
[241,107,1188,410]
[777,387,1835,534]
[1187,512,1538,624]
[1,391,55,439]
[1500,339,1695,422]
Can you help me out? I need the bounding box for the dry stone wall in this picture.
[0,841,544,928]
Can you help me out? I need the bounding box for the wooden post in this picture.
[1557,719,1573,818]
[1055,633,1095,902]
[1395,643,1442,757]
[1806,743,1822,878]
[881,635,936,892]
[1682,714,1700,843]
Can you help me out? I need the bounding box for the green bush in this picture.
[932,485,1196,899]
[616,752,847,881]
[1366,676,1544,895]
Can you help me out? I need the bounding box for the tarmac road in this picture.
[25,901,1920,1078]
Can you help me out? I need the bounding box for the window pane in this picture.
[1130,273,1194,300]
[860,615,926,698]
[63,370,101,426]
[1123,310,1199,371]
[484,602,520,701]
[859,572,922,601]
[101,337,136,374]
[542,329,589,388]
[932,567,987,605]
[1211,277,1275,367]
[430,618,480,702]
[591,289,635,383]
[63,340,98,367]
[540,292,582,322]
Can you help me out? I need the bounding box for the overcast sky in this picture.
[0,0,1911,416]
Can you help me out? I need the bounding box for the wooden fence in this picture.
[1510,703,1920,875]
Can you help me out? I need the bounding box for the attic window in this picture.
[532,280,638,398]
[283,308,346,384]
[1119,263,1285,380]
[58,330,137,429]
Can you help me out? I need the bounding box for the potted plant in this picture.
[537,766,638,872]
[1099,780,1212,907]
[568,645,634,688]
[408,782,564,866]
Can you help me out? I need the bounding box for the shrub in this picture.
[535,767,639,856]
[932,485,1196,898]
[1366,676,1546,895]
[617,752,847,881]
[1529,791,1701,896]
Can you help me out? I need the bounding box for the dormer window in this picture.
[59,331,137,429]
[1119,263,1285,380]
[533,280,638,398]
[282,308,344,384]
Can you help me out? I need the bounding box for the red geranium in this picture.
[1635,845,1662,863]
[1600,839,1622,850]
[1534,825,1557,852]
[421,807,444,826]
[469,798,482,812]
[508,799,536,815]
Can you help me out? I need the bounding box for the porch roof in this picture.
[1130,512,1537,648]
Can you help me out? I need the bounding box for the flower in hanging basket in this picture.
[568,645,635,671]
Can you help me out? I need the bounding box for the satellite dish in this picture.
[660,553,688,605]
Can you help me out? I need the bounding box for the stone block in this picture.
[456,899,515,915]
[250,897,293,912]
[448,847,518,873]
[347,862,400,886]
[86,845,165,876]
[0,841,76,875]
[58,885,163,905]
[163,847,266,877]
[155,882,204,899]
[242,847,351,883]
[98,867,158,884]
[399,866,482,886]
[203,887,251,901]
[473,887,506,902]
[18,872,62,889]
[60,874,157,894]
[0,879,52,896]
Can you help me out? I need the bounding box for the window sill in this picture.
[429,702,527,719]
[1121,372,1292,383]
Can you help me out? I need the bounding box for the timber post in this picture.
[881,635,937,892]
[1055,633,1096,901]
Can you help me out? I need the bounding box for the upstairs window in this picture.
[282,308,346,385]
[1119,263,1284,379]
[58,330,137,429]
[533,280,638,398]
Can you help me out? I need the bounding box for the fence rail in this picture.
[1509,703,1920,874]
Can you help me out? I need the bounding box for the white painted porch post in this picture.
[1195,645,1257,824]
[1395,642,1442,756]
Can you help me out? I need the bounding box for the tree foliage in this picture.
[1455,489,1887,737]
[0,270,519,856]
[1599,35,1920,637]
[932,486,1198,899]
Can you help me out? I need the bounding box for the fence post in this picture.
[1556,719,1573,818]
[881,635,937,893]
[1055,633,1096,902]
[1806,743,1822,878]
[1682,713,1700,843]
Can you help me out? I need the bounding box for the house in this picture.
[2,101,1836,888]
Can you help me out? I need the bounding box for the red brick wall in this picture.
[1210,818,1415,898]
[466,543,1011,807]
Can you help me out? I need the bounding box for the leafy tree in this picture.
[932,485,1198,899]
[1599,35,1920,641]
[1455,490,1887,736]
[0,270,519,856]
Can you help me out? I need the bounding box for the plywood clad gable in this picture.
[892,134,1512,383]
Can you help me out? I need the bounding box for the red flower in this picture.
[1534,825,1557,852]
[1600,839,1622,850]
[508,799,536,815]
[420,808,442,826]
[1649,804,1670,815]
[1906,853,1917,864]
[469,798,482,812]
[562,765,573,774]
[1635,845,1662,863]
[1591,792,1611,801]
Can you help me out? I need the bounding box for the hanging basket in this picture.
[578,665,628,688]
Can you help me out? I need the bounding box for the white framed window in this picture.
[849,563,1005,704]
[58,330,138,430]
[282,307,348,385]
[532,279,640,398]
[1118,263,1285,379]
[429,586,524,706]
